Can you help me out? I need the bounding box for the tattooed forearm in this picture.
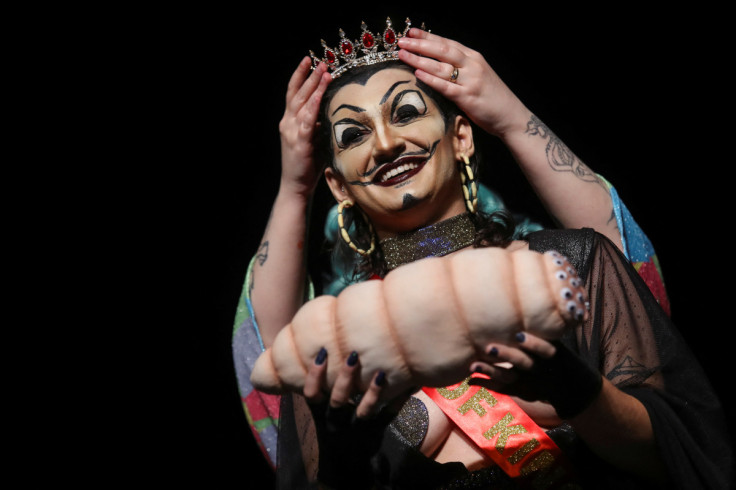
[525,115,602,185]
[255,241,269,266]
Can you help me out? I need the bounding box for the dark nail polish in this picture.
[488,346,498,356]
[347,351,359,366]
[375,371,386,386]
[516,332,526,342]
[315,347,327,365]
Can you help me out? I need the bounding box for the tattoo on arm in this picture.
[525,115,602,185]
[256,241,269,266]
[606,355,658,386]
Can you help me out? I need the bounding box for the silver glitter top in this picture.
[389,396,429,448]
[380,213,476,270]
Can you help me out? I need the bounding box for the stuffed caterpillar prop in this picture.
[250,248,587,401]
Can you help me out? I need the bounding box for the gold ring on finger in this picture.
[449,66,459,83]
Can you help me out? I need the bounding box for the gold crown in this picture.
[310,17,425,79]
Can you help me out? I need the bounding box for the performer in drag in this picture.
[233,17,732,489]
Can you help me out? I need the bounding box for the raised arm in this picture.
[397,29,622,250]
[248,57,331,348]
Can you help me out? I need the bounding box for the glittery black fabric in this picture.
[388,396,429,448]
[380,213,475,270]
[276,229,733,489]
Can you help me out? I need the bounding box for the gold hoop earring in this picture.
[337,199,376,256]
[460,154,478,214]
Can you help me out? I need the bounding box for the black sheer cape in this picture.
[275,229,733,489]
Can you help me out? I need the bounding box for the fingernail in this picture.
[375,371,386,386]
[488,346,498,356]
[315,347,327,365]
[347,351,359,366]
[516,332,526,342]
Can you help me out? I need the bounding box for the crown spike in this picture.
[359,21,377,54]
[402,17,412,37]
[338,28,356,62]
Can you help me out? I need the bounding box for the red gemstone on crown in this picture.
[363,33,375,48]
[311,18,417,78]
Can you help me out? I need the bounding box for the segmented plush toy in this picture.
[250,247,587,400]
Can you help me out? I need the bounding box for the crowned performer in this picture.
[233,17,732,489]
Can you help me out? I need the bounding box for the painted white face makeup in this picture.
[326,68,466,237]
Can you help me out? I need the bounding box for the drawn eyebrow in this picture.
[381,80,410,105]
[331,104,365,116]
[332,80,411,116]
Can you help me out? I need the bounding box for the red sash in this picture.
[423,374,578,488]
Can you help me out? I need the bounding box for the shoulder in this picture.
[525,228,611,282]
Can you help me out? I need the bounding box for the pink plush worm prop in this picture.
[250,248,587,401]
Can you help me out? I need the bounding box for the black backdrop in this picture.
[144,5,733,486]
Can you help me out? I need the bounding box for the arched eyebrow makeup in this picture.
[381,80,410,104]
[331,104,364,116]
[331,80,411,117]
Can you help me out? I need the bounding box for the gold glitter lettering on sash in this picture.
[507,438,540,464]
[458,387,498,416]
[424,382,579,487]
[436,377,471,400]
[483,412,528,453]
[520,450,554,476]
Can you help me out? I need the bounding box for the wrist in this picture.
[495,106,534,143]
[543,341,603,420]
[276,181,314,209]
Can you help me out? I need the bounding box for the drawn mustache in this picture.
[347,141,439,187]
